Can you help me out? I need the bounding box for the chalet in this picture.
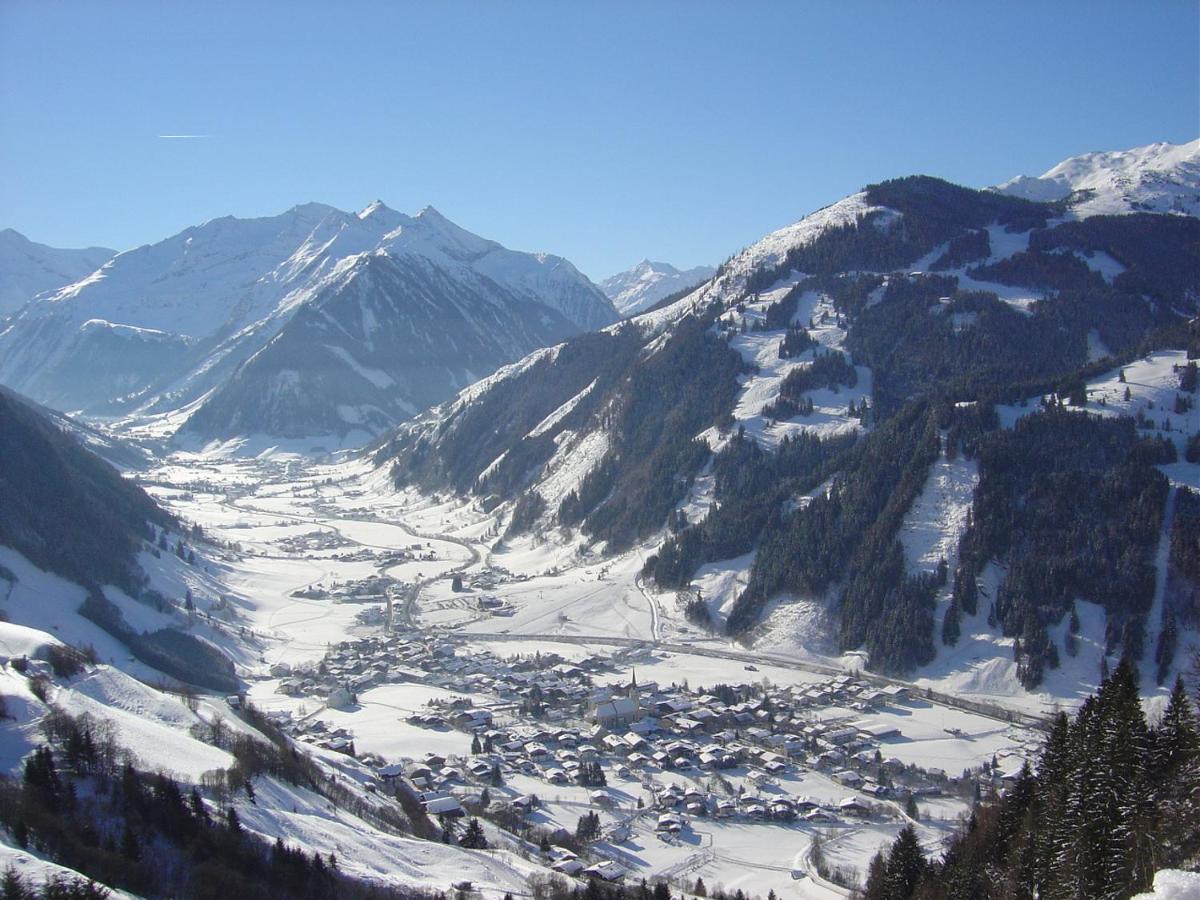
[839,797,870,817]
[622,732,649,751]
[583,861,625,883]
[602,734,627,754]
[770,800,797,821]
[656,814,683,832]
[512,794,540,812]
[423,795,464,817]
[833,769,865,788]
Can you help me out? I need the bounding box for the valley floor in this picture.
[130,445,1050,896]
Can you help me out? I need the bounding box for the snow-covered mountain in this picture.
[0,202,617,442]
[181,249,582,441]
[378,164,1200,705]
[995,138,1200,217]
[0,228,114,318]
[600,259,716,316]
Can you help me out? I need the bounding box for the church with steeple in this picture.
[590,669,643,730]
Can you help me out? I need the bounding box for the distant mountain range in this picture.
[0,228,114,318]
[0,202,617,445]
[601,259,716,316]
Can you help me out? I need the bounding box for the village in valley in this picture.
[249,593,1042,894]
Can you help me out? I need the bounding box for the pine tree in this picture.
[862,849,887,900]
[1153,675,1200,864]
[884,825,926,899]
[460,818,488,849]
[576,811,600,842]
[120,823,141,862]
[1156,675,1200,771]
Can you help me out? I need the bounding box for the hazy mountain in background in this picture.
[0,202,617,444]
[601,259,716,316]
[0,228,114,317]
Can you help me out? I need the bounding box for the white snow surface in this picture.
[996,139,1200,218]
[601,259,716,316]
[0,228,114,318]
[1132,870,1200,900]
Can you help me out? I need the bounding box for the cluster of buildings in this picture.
[265,637,991,838]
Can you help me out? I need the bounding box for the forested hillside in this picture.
[0,387,171,594]
[377,174,1200,688]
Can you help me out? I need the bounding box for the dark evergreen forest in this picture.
[380,177,1200,687]
[862,663,1200,899]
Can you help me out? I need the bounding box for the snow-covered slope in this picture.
[377,159,1200,716]
[381,189,891,542]
[600,259,716,316]
[0,202,616,443]
[181,250,581,441]
[0,228,114,318]
[995,138,1200,217]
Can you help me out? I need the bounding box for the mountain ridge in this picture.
[376,162,1200,700]
[995,137,1200,217]
[601,259,717,316]
[0,202,617,444]
[0,228,115,318]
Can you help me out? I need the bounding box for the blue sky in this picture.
[2,2,1197,280]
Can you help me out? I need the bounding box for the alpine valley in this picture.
[2,139,1199,899]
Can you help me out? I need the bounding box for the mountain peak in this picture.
[357,199,395,220]
[0,229,117,317]
[286,201,339,220]
[601,258,716,316]
[994,138,1200,217]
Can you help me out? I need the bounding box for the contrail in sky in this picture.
[157,134,209,139]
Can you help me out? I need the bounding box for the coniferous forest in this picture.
[384,177,1200,688]
[862,663,1200,899]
